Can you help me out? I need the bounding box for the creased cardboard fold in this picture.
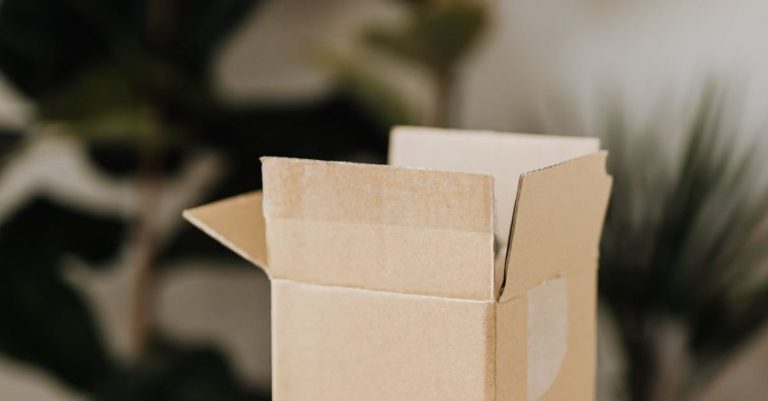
[183,191,269,271]
[183,126,612,401]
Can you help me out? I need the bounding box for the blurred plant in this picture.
[361,0,487,126]
[0,0,269,357]
[0,0,393,399]
[0,0,492,398]
[599,87,768,401]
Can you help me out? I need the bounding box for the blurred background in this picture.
[1,0,768,400]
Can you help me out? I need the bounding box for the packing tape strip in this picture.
[527,275,568,401]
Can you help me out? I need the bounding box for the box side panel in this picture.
[262,157,496,300]
[494,293,527,401]
[272,280,495,401]
[501,152,611,301]
[183,191,268,270]
[495,269,597,401]
[389,126,599,294]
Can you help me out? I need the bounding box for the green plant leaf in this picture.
[0,198,127,390]
[366,1,486,74]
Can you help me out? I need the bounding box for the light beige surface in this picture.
[527,276,568,401]
[493,152,609,401]
[537,269,598,401]
[183,191,269,270]
[389,126,599,293]
[261,157,496,300]
[184,128,612,401]
[502,152,611,300]
[389,127,599,243]
[272,280,494,401]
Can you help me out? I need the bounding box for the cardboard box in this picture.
[183,127,612,401]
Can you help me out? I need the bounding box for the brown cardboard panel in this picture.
[261,157,497,300]
[495,291,528,401]
[527,275,568,401]
[535,269,597,401]
[272,280,495,401]
[495,269,597,401]
[501,152,611,302]
[389,126,599,293]
[182,191,268,270]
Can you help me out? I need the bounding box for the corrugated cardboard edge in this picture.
[182,191,269,271]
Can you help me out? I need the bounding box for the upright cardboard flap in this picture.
[500,152,612,302]
[183,191,269,270]
[389,126,599,293]
[261,157,496,300]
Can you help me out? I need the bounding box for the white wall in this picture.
[461,0,768,140]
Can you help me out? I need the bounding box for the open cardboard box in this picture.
[183,126,612,401]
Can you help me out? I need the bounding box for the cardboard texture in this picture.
[184,126,612,401]
[389,126,601,292]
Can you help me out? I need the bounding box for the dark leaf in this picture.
[0,197,127,265]
[0,258,115,391]
[95,337,268,401]
[366,1,486,73]
[0,0,112,98]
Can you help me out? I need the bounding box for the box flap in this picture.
[389,126,599,294]
[182,191,269,271]
[261,157,496,300]
[499,152,612,302]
